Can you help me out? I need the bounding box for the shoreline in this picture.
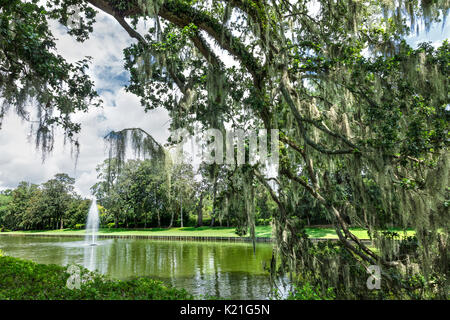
[0,232,376,244]
[0,232,273,242]
[0,226,415,244]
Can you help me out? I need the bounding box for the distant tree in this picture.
[65,196,91,228]
[0,190,12,230]
[93,158,178,228]
[169,161,195,228]
[0,176,88,230]
[3,182,39,230]
[39,173,76,229]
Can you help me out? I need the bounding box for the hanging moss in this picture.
[104,128,166,179]
[96,0,450,299]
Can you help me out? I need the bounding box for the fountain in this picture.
[85,198,100,246]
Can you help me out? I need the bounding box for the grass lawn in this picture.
[1,226,416,239]
[305,227,415,239]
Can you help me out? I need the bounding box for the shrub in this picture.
[202,217,212,226]
[0,255,193,300]
[185,214,197,227]
[287,282,335,300]
[74,224,85,230]
[256,218,271,226]
[398,236,419,259]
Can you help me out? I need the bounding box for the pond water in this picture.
[0,236,290,299]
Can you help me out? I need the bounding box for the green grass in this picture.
[1,226,272,238]
[305,227,416,239]
[1,225,416,239]
[0,253,192,300]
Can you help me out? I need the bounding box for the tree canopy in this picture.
[0,173,90,230]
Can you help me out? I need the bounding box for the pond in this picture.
[0,236,290,299]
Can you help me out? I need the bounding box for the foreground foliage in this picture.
[0,254,192,300]
[92,158,279,229]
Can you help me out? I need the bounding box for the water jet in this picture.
[85,198,100,246]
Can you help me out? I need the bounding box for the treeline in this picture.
[0,159,335,232]
[91,158,333,230]
[92,158,280,229]
[0,174,90,231]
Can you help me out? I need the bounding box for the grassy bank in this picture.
[0,226,416,239]
[0,251,192,300]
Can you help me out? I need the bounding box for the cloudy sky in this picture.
[0,9,171,197]
[0,6,448,197]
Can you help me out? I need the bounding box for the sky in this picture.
[0,5,448,197]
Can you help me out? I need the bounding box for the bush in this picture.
[106,222,116,229]
[0,255,193,300]
[74,224,85,230]
[398,236,419,259]
[0,225,11,232]
[287,282,335,300]
[185,214,197,227]
[202,217,212,226]
[256,218,271,226]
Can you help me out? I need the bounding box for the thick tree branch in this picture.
[87,0,264,86]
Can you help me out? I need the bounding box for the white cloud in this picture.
[406,20,450,48]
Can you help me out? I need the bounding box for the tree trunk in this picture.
[196,193,204,227]
[210,171,218,227]
[144,212,147,228]
[157,210,161,228]
[180,194,184,228]
[168,209,174,228]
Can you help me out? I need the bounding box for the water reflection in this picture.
[84,244,96,271]
[0,236,289,299]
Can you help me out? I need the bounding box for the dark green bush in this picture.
[398,236,419,259]
[0,255,193,300]
[201,217,212,226]
[256,218,271,226]
[287,282,335,300]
